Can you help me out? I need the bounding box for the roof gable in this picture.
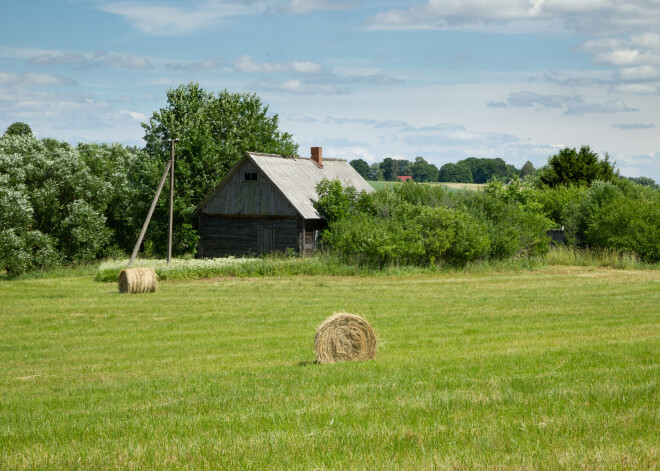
[193,152,374,219]
[249,153,374,219]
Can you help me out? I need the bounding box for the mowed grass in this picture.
[1,267,658,470]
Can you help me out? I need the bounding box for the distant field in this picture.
[368,180,484,191]
[1,267,658,469]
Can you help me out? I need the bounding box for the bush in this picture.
[317,182,553,268]
[580,181,660,262]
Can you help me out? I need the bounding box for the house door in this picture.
[258,228,275,253]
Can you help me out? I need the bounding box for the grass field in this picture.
[1,267,659,469]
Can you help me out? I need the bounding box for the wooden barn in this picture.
[192,147,374,257]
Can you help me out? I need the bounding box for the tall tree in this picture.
[380,158,400,181]
[370,163,384,181]
[520,161,536,178]
[538,146,617,187]
[438,162,473,183]
[4,122,32,137]
[410,156,439,182]
[350,158,371,180]
[142,82,298,255]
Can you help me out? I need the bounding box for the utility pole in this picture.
[167,139,178,264]
[128,138,178,267]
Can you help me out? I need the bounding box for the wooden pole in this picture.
[167,139,176,264]
[128,160,172,266]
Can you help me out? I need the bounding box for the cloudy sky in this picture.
[1,0,659,180]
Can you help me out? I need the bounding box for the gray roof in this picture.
[194,152,374,220]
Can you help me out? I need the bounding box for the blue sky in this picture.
[1,1,659,180]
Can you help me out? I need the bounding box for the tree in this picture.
[380,158,400,181]
[350,158,371,180]
[627,176,659,189]
[538,146,617,187]
[4,122,32,137]
[370,163,384,181]
[410,156,439,182]
[521,161,537,178]
[141,82,298,255]
[438,162,473,182]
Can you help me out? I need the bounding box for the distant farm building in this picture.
[192,147,373,257]
[397,175,413,182]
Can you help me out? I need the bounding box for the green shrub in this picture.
[580,182,660,262]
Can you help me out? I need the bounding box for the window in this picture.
[244,172,258,181]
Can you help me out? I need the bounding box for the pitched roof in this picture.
[193,152,374,220]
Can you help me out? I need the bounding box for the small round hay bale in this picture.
[118,267,158,294]
[314,313,377,364]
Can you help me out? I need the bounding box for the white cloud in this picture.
[123,111,147,121]
[287,113,318,123]
[614,151,660,179]
[167,58,224,71]
[276,0,358,15]
[402,122,518,147]
[578,34,660,95]
[28,51,151,70]
[611,83,659,95]
[325,117,411,128]
[613,123,654,130]
[0,72,76,87]
[322,146,379,163]
[275,79,343,94]
[616,66,660,82]
[505,91,638,114]
[99,1,268,36]
[565,100,638,115]
[234,55,324,74]
[364,1,660,33]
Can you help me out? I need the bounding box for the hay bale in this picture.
[314,313,377,364]
[118,267,158,294]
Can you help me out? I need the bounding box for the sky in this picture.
[1,0,660,181]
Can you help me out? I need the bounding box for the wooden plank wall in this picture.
[200,215,299,257]
[202,161,297,217]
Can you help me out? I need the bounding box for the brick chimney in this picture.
[311,146,323,168]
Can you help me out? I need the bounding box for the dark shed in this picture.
[192,147,374,257]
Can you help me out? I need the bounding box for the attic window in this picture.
[244,172,258,181]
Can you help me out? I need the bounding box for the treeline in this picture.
[350,156,537,183]
[318,147,660,266]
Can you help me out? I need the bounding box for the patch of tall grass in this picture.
[97,249,659,283]
[545,246,647,269]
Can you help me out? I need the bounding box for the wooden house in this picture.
[192,147,374,257]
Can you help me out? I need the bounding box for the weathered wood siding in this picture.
[202,161,297,217]
[199,215,299,257]
[302,219,325,254]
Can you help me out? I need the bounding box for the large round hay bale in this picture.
[118,267,158,294]
[314,313,377,364]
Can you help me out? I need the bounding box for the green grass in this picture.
[1,267,659,469]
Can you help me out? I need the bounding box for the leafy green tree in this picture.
[370,163,384,181]
[141,82,298,255]
[396,159,412,177]
[438,162,473,182]
[380,158,400,181]
[313,178,375,224]
[627,176,658,189]
[410,156,439,182]
[521,161,537,178]
[0,134,158,275]
[349,158,371,180]
[4,122,32,137]
[538,146,617,187]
